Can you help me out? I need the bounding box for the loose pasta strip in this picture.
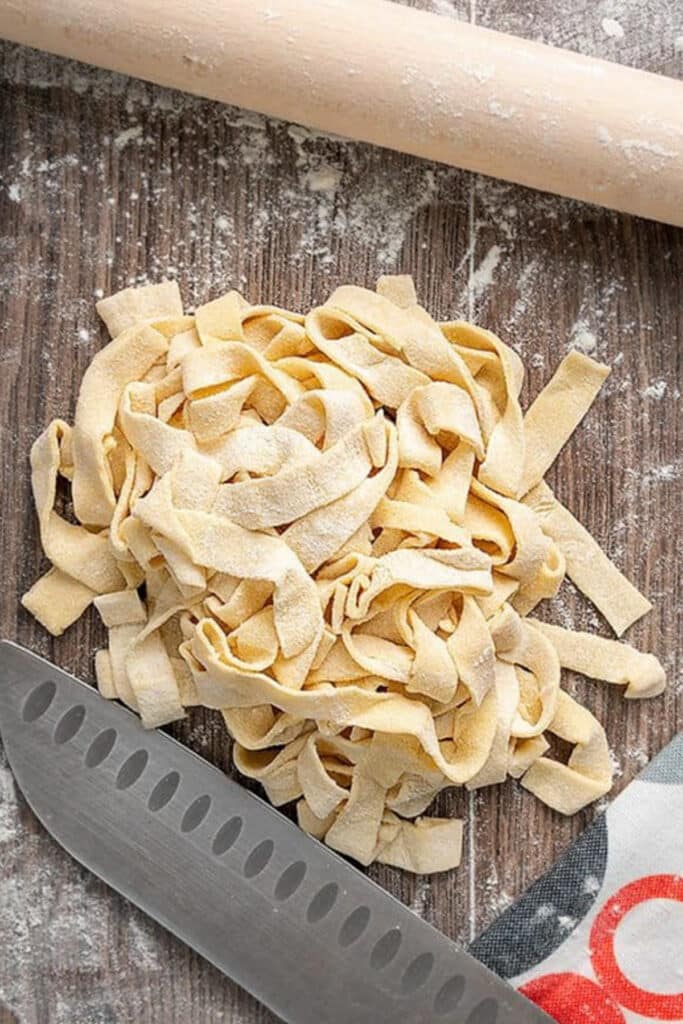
[529,621,665,699]
[22,568,95,637]
[22,275,665,874]
[520,350,611,495]
[523,480,652,635]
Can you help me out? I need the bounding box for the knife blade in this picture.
[0,641,552,1024]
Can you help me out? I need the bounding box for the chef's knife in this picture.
[0,641,552,1024]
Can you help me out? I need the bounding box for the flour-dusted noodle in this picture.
[21,567,95,636]
[520,350,611,495]
[23,276,665,874]
[523,480,653,635]
[529,621,666,699]
[96,280,184,338]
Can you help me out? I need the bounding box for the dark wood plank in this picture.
[0,1,680,1019]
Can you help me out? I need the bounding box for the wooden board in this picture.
[0,2,681,1021]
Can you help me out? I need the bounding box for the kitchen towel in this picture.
[470,732,683,1023]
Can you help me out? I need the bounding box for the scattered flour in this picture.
[503,258,540,335]
[475,863,514,929]
[127,914,163,971]
[675,35,683,53]
[113,124,143,150]
[620,139,678,164]
[625,747,650,770]
[558,914,578,932]
[609,748,624,779]
[642,379,667,400]
[410,876,431,916]
[0,747,20,844]
[467,245,502,301]
[488,98,517,120]
[583,874,601,895]
[569,320,597,355]
[640,462,681,485]
[7,182,20,202]
[305,166,342,193]
[429,0,466,18]
[601,17,625,38]
[535,904,556,921]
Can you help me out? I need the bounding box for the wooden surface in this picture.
[0,2,681,1021]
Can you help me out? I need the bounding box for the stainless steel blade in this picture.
[0,641,552,1024]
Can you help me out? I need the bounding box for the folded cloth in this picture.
[470,733,683,1023]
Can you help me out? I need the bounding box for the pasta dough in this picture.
[22,277,665,874]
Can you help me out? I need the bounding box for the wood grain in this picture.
[0,2,681,1021]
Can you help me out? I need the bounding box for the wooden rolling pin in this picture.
[2,0,682,226]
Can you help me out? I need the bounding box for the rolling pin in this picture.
[2,0,682,226]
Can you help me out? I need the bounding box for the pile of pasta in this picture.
[23,276,665,874]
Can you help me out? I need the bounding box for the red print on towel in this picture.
[520,972,626,1023]
[589,874,683,1020]
[522,874,683,1022]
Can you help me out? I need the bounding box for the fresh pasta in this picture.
[22,276,665,874]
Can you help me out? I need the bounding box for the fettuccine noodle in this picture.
[22,275,665,874]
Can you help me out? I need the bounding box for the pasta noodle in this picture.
[22,277,665,874]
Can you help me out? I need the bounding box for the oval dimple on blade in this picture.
[85,728,118,768]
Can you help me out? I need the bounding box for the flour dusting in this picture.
[481,863,513,923]
[642,379,667,400]
[0,45,463,300]
[641,462,681,484]
[569,320,597,355]
[127,914,163,971]
[609,748,624,779]
[410,876,432,916]
[582,874,601,895]
[601,17,625,39]
[558,914,578,932]
[625,747,651,770]
[113,124,143,150]
[305,166,342,193]
[467,245,502,300]
[0,746,21,845]
[620,138,678,162]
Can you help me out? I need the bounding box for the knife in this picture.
[0,640,552,1024]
